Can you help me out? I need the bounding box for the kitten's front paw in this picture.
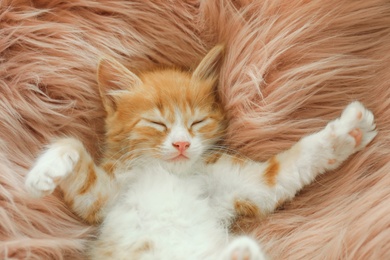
[325,101,377,164]
[220,236,267,260]
[339,101,377,151]
[25,139,80,197]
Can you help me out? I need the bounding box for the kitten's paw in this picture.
[339,101,377,151]
[220,237,267,260]
[325,101,377,164]
[25,139,80,198]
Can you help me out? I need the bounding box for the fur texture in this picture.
[1,0,390,259]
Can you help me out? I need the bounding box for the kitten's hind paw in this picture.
[220,236,267,260]
[25,138,81,198]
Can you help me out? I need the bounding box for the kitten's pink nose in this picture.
[172,141,190,153]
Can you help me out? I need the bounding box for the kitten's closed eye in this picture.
[142,118,167,131]
[149,120,166,128]
[191,118,207,128]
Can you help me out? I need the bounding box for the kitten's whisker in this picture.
[107,148,159,171]
[200,146,254,163]
[103,145,159,164]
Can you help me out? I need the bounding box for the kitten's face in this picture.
[97,46,225,172]
[108,70,225,170]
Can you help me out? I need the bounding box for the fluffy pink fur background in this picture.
[1,0,390,259]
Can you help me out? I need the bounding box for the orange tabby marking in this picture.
[263,156,280,186]
[234,199,261,217]
[204,153,222,164]
[231,199,262,233]
[85,195,107,224]
[79,163,97,195]
[101,161,116,178]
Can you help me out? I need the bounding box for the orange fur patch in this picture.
[101,161,116,178]
[78,163,97,195]
[234,199,261,217]
[85,195,107,224]
[204,152,222,164]
[263,156,280,186]
[231,199,263,233]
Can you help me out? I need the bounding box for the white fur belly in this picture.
[90,168,227,260]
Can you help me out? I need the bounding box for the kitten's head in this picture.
[97,46,226,172]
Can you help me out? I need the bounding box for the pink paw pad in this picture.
[231,251,251,260]
[349,128,362,147]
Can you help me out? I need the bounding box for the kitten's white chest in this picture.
[95,166,226,260]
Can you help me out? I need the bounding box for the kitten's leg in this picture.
[25,137,117,224]
[208,102,376,259]
[257,101,377,212]
[210,102,376,216]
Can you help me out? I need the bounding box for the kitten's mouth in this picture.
[168,154,189,162]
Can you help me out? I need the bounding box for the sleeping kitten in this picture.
[25,46,377,260]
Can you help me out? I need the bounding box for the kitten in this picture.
[25,45,377,260]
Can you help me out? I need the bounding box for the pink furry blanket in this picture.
[1,0,390,259]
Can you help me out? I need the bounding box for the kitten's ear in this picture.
[192,45,224,82]
[97,57,142,114]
